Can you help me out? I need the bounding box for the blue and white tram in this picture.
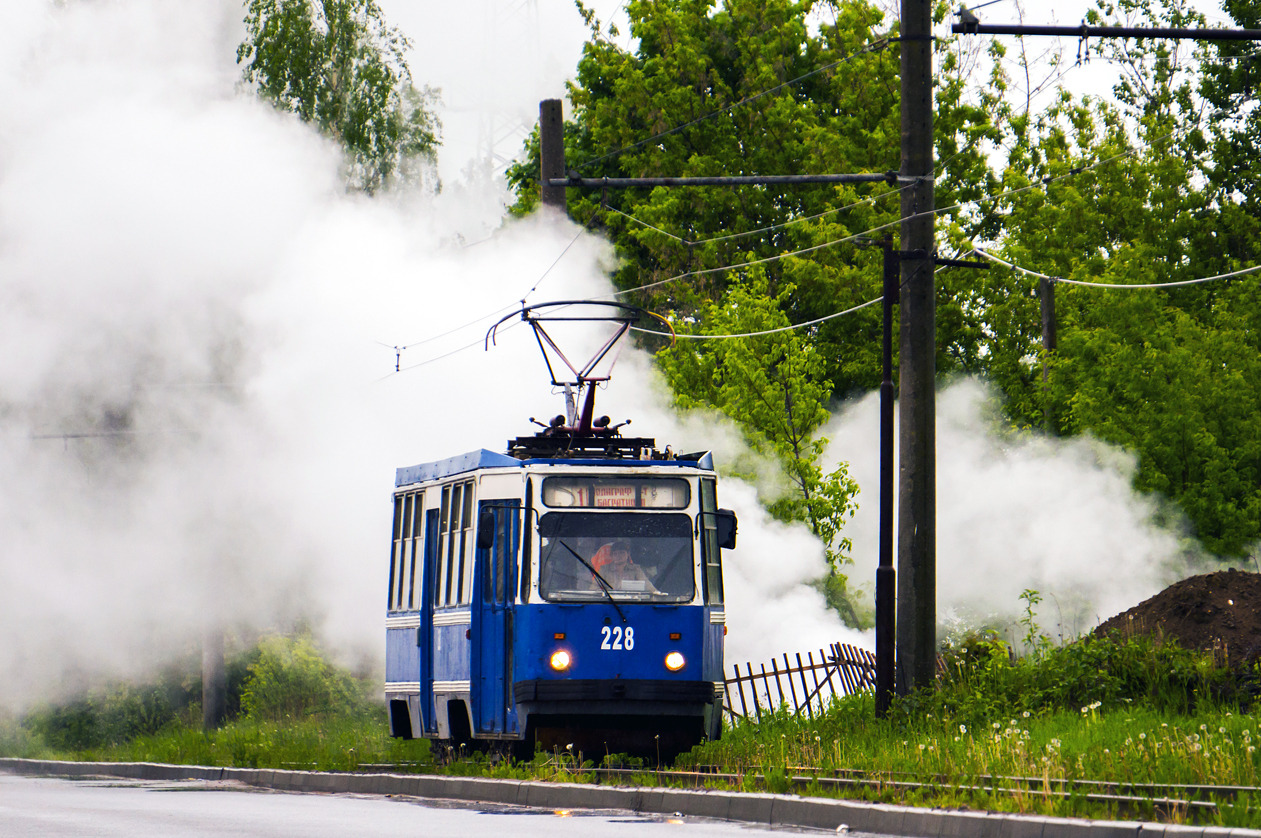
[384,429,737,758]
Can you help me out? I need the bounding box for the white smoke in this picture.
[1,0,1205,714]
[0,0,851,710]
[829,379,1193,648]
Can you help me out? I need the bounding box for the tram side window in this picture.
[699,479,724,605]
[437,486,452,605]
[388,491,424,611]
[435,480,475,607]
[482,505,515,606]
[407,495,423,608]
[388,495,402,609]
[460,485,475,602]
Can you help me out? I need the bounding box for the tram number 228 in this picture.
[600,625,635,651]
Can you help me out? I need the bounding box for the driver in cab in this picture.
[590,540,659,593]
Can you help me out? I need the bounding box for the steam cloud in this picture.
[829,380,1194,647]
[0,0,1198,712]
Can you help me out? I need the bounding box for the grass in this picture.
[0,708,435,773]
[678,696,1261,820]
[4,631,1260,827]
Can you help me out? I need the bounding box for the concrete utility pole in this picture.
[1040,277,1057,433]
[896,0,937,694]
[539,99,566,213]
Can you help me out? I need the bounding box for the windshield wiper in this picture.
[559,540,627,623]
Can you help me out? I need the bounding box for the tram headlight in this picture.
[549,649,572,671]
[664,651,686,672]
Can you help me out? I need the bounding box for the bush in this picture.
[239,634,368,721]
[10,633,375,756]
[905,632,1244,727]
[22,668,199,752]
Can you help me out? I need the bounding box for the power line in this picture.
[521,206,603,302]
[379,207,603,371]
[382,320,526,380]
[601,179,912,248]
[386,122,1178,372]
[971,246,1261,287]
[599,224,885,300]
[629,296,883,340]
[595,131,1169,301]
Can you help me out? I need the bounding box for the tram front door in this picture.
[472,500,520,735]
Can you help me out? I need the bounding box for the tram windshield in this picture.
[538,512,694,603]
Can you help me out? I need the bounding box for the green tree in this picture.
[508,0,1000,399]
[240,634,364,721]
[509,0,1261,561]
[656,273,864,623]
[238,0,441,193]
[967,0,1261,556]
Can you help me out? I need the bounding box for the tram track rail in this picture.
[586,765,1255,819]
[361,761,1255,821]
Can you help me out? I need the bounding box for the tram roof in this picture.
[395,448,714,486]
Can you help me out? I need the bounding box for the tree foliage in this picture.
[506,0,1002,620]
[657,272,864,622]
[238,0,440,193]
[510,0,1260,565]
[967,0,1261,556]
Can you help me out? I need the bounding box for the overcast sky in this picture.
[376,0,1231,188]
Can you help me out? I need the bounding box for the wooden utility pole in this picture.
[202,625,226,731]
[539,99,566,213]
[896,0,937,694]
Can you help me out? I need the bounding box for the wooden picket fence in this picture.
[722,642,876,721]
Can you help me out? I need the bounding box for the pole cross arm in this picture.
[548,171,899,188]
[952,22,1261,40]
[934,256,989,269]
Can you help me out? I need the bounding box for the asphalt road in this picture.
[0,774,874,838]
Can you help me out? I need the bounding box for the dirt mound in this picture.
[1093,569,1261,667]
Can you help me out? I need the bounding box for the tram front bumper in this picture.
[513,678,718,717]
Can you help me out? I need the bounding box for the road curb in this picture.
[1,758,1256,838]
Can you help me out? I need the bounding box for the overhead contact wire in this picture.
[630,296,883,340]
[972,247,1261,287]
